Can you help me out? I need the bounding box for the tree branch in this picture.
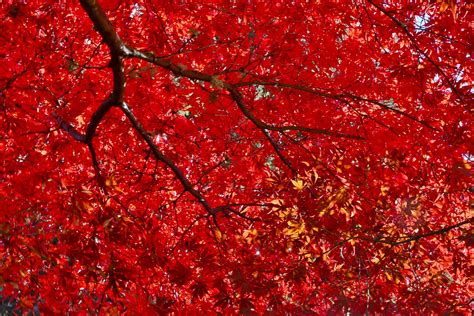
[51,111,86,142]
[79,0,125,55]
[366,0,465,102]
[375,217,473,245]
[53,0,129,186]
[227,88,297,172]
[126,47,364,140]
[79,0,128,143]
[119,102,215,215]
[235,80,439,131]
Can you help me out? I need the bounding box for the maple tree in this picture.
[0,0,473,314]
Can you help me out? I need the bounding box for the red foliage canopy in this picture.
[1,0,472,314]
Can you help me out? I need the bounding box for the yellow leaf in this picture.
[242,228,258,243]
[287,221,298,227]
[291,179,305,190]
[305,169,319,184]
[439,1,449,12]
[82,202,93,211]
[121,215,133,223]
[333,263,344,271]
[105,175,124,193]
[335,187,347,202]
[105,175,116,187]
[215,229,223,241]
[319,208,327,217]
[394,273,402,284]
[284,221,306,239]
[271,199,284,207]
[340,207,351,221]
[76,200,93,212]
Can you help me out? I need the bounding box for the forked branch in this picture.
[119,102,215,214]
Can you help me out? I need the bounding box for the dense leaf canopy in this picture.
[1,0,472,314]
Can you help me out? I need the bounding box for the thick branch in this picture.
[83,97,114,142]
[127,47,363,140]
[125,47,363,172]
[79,0,125,55]
[127,47,363,172]
[126,49,215,82]
[54,0,129,188]
[79,0,128,143]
